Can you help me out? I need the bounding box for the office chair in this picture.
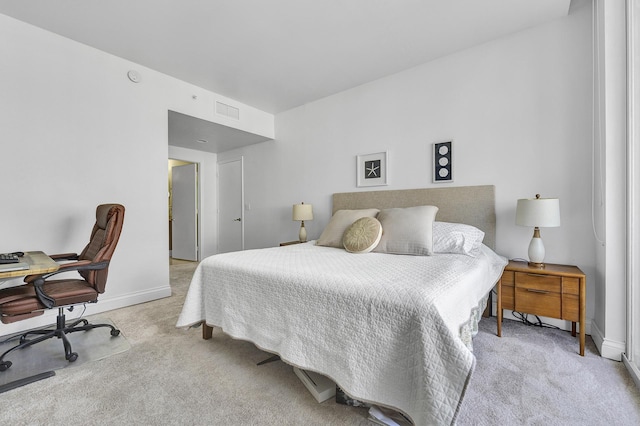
[0,204,125,372]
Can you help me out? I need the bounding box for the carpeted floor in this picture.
[0,260,639,425]
[460,318,640,425]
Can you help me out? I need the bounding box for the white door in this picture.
[218,158,244,253]
[172,163,198,261]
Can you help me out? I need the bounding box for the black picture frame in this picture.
[433,141,452,183]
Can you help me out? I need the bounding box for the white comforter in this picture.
[177,242,507,426]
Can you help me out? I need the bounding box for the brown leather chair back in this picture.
[77,204,125,293]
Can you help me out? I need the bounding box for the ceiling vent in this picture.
[216,101,240,120]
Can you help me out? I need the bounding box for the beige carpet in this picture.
[0,260,639,425]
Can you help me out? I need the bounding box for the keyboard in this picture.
[0,253,20,264]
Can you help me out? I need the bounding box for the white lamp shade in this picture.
[516,197,560,228]
[292,203,313,221]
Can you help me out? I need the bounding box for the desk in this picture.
[0,252,59,279]
[0,251,59,393]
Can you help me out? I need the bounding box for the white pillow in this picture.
[373,205,439,255]
[343,217,383,253]
[432,221,485,257]
[316,208,380,248]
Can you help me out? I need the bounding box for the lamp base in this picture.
[299,221,307,242]
[527,228,546,268]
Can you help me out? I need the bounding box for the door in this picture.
[218,158,244,253]
[172,163,198,261]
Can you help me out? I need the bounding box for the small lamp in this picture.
[516,194,560,268]
[292,202,313,242]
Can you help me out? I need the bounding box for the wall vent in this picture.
[216,101,240,120]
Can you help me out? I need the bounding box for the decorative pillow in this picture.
[316,208,380,248]
[373,205,439,255]
[343,217,383,253]
[432,221,485,257]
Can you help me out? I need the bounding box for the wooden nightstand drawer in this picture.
[515,272,561,292]
[563,277,580,295]
[514,272,562,319]
[500,270,515,309]
[515,287,561,318]
[563,294,579,322]
[502,285,515,310]
[501,270,515,285]
[562,277,580,322]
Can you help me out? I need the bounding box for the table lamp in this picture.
[292,202,313,242]
[515,194,560,268]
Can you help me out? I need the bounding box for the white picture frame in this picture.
[357,151,388,187]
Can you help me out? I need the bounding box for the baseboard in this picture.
[0,285,172,337]
[590,320,625,361]
[622,354,640,390]
[83,285,172,315]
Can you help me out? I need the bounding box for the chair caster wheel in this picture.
[67,353,78,362]
[111,329,120,337]
[0,361,12,371]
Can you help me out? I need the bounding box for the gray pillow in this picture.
[316,208,380,248]
[373,205,439,255]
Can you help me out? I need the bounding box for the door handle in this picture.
[526,288,550,294]
[233,217,242,222]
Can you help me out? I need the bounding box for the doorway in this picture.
[168,159,199,261]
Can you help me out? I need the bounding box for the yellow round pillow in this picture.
[343,217,383,253]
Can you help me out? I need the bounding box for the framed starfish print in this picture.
[356,151,388,187]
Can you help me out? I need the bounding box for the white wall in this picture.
[0,14,272,336]
[219,6,597,332]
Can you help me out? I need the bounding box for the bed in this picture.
[176,185,507,426]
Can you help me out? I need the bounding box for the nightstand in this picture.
[279,241,302,246]
[497,260,586,356]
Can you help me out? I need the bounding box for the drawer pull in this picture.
[526,273,550,278]
[526,288,550,294]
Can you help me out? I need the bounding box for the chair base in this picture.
[0,307,120,372]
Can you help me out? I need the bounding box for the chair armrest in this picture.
[24,260,93,284]
[53,259,94,271]
[49,253,79,261]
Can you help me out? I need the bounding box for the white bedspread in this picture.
[177,242,507,426]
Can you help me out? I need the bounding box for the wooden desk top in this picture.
[0,251,59,279]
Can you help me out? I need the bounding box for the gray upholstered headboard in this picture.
[332,185,496,250]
